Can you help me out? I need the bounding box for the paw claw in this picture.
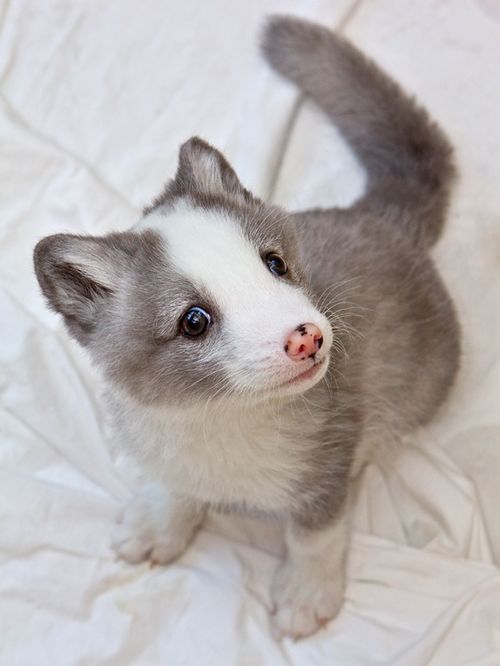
[271,560,344,639]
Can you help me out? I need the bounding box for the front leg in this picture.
[113,485,206,565]
[271,510,349,639]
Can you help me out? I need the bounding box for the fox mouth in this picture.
[281,358,327,388]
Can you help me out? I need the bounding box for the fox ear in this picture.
[33,232,139,344]
[175,136,253,203]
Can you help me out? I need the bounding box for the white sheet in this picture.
[1,1,500,664]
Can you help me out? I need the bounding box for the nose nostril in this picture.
[285,323,325,361]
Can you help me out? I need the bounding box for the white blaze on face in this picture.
[140,203,332,392]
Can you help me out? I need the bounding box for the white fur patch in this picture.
[139,203,332,393]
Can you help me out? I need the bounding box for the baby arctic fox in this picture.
[34,17,459,638]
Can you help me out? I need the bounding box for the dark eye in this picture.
[180,307,211,338]
[265,253,288,276]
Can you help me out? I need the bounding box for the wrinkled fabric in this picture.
[1,1,499,664]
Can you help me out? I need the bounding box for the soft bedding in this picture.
[1,1,500,663]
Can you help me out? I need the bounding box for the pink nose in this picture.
[284,323,324,361]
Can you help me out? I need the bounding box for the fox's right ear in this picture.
[33,232,140,344]
[175,136,248,200]
[144,136,263,215]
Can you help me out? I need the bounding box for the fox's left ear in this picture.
[175,136,255,203]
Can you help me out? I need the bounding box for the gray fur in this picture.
[263,15,456,249]
[260,16,459,527]
[33,16,460,635]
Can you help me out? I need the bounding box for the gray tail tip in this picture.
[261,14,323,72]
[261,16,301,54]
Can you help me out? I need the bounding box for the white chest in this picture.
[117,401,312,512]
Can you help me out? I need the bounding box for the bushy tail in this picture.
[262,16,456,248]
